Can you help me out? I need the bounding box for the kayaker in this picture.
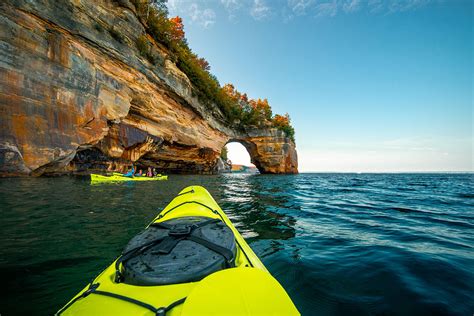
[137,169,143,177]
[123,164,135,178]
[146,167,153,177]
[153,168,158,177]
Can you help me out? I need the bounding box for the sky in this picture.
[168,0,472,172]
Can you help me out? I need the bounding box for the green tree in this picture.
[220,146,228,160]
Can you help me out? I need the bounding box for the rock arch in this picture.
[224,129,298,174]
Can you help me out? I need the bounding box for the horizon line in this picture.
[298,171,473,174]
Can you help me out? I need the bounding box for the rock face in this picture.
[0,0,298,176]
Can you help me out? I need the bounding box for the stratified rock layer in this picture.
[0,0,297,176]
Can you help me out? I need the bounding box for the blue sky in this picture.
[168,0,472,172]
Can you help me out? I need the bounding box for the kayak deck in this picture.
[57,186,299,315]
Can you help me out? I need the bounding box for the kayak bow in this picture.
[57,186,299,315]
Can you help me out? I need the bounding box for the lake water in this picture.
[0,173,473,315]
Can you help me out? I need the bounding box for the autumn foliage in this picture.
[169,16,185,42]
[196,57,210,71]
[130,0,295,140]
[272,114,295,140]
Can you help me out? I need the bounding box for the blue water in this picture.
[0,173,473,315]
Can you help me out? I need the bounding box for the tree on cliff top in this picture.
[196,57,210,71]
[130,0,295,141]
[169,16,185,42]
[272,114,295,140]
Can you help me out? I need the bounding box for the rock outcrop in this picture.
[0,0,298,176]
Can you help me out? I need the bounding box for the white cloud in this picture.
[202,9,217,28]
[284,0,432,19]
[368,0,431,14]
[168,1,216,28]
[220,0,243,21]
[288,0,316,15]
[188,3,200,20]
[169,0,432,25]
[251,0,272,20]
[166,0,180,13]
[342,0,361,13]
[314,1,338,17]
[387,0,431,13]
[221,0,242,11]
[189,3,216,28]
[367,0,384,13]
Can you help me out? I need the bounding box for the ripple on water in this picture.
[0,173,473,315]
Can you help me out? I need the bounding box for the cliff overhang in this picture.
[0,0,298,176]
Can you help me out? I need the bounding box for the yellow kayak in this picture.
[57,186,299,315]
[90,173,168,183]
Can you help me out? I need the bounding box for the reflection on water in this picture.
[220,173,296,240]
[0,173,473,315]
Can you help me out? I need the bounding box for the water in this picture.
[0,173,473,315]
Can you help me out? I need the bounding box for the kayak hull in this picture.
[90,174,168,183]
[57,186,299,315]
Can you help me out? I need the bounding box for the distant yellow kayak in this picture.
[57,186,299,315]
[90,173,168,183]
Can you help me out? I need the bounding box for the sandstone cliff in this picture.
[0,0,298,176]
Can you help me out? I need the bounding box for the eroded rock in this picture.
[0,0,298,176]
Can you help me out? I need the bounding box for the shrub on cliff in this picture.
[132,0,179,49]
[220,146,228,160]
[136,34,148,54]
[272,114,295,141]
[136,34,158,64]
